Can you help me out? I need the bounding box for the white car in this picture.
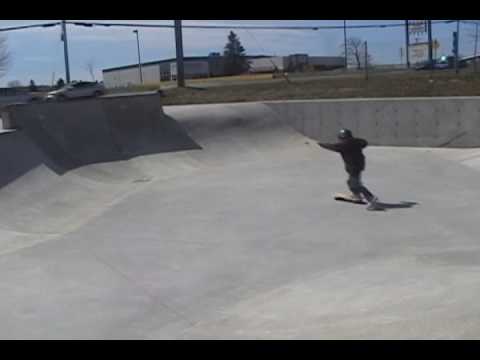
[46,81,105,101]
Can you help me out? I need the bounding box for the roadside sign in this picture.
[409,42,429,63]
[409,20,427,35]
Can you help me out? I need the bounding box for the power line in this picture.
[66,21,173,29]
[65,20,458,31]
[0,22,61,32]
[0,20,459,33]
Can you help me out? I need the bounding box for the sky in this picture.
[0,20,478,86]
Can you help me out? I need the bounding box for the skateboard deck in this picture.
[334,193,366,204]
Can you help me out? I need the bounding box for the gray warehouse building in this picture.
[102,54,344,88]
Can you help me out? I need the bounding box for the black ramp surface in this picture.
[4,93,201,168]
[0,130,67,190]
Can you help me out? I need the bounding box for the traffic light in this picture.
[452,31,458,55]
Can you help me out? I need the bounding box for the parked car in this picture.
[46,81,105,101]
[414,60,448,71]
[415,56,466,71]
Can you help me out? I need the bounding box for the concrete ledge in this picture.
[0,92,176,168]
[1,92,164,130]
[265,97,480,148]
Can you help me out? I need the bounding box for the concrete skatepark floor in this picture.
[1,99,480,339]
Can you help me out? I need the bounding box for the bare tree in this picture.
[84,59,96,81]
[0,35,10,79]
[340,37,373,70]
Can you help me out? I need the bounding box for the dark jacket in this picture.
[318,138,368,175]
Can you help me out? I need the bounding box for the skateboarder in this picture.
[318,129,380,210]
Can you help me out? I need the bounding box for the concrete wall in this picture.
[4,96,480,150]
[265,97,480,148]
[0,95,33,109]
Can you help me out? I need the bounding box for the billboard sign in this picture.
[409,42,429,63]
[409,20,427,35]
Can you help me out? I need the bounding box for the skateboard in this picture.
[334,193,366,204]
[334,193,385,211]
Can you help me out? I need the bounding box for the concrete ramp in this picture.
[2,93,200,169]
[165,102,313,167]
[0,93,202,241]
[0,130,65,189]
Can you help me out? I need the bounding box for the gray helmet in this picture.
[338,128,353,140]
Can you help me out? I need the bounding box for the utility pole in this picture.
[343,20,348,71]
[455,20,460,74]
[405,20,410,69]
[133,30,143,84]
[364,41,369,80]
[427,20,433,68]
[174,20,185,88]
[61,20,71,84]
[474,21,479,72]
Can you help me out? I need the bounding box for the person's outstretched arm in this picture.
[318,142,343,152]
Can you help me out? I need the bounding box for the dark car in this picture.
[414,60,448,70]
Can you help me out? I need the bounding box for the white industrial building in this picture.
[170,61,210,81]
[248,55,345,73]
[102,54,345,88]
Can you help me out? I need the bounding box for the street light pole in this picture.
[405,20,410,69]
[427,20,433,68]
[343,20,348,71]
[61,20,71,83]
[133,30,143,84]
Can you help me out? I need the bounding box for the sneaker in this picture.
[366,197,380,211]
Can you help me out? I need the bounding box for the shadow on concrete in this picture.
[185,86,208,91]
[377,201,418,210]
[0,113,202,191]
[109,113,202,160]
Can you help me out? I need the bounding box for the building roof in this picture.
[103,55,271,73]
